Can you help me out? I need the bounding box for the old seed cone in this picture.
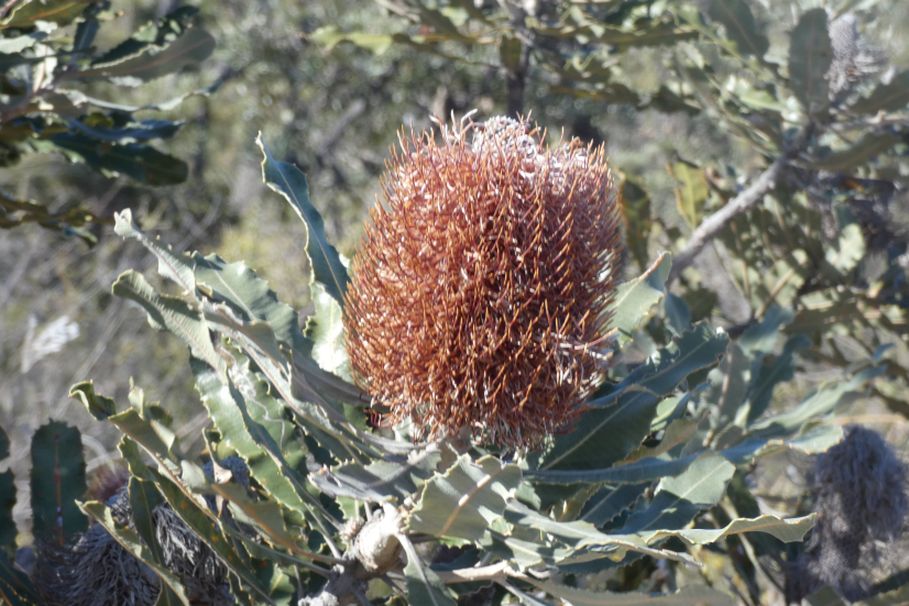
[344,115,623,449]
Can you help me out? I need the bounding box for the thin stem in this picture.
[670,156,787,283]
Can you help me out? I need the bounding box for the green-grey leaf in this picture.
[257,133,349,305]
[789,9,832,115]
[192,252,306,353]
[190,358,326,528]
[609,252,671,343]
[112,269,221,371]
[51,134,188,185]
[30,421,87,543]
[620,452,734,533]
[620,513,816,547]
[850,70,909,114]
[399,534,457,606]
[811,132,901,171]
[408,455,521,545]
[540,323,727,470]
[706,0,769,58]
[76,26,215,83]
[306,282,351,380]
[0,470,14,556]
[113,209,196,291]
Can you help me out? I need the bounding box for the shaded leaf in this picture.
[706,0,769,58]
[540,323,727,470]
[399,534,457,606]
[621,452,734,533]
[789,9,832,114]
[30,421,86,544]
[0,470,14,556]
[51,133,188,185]
[257,133,349,305]
[850,70,909,114]
[811,132,901,171]
[77,26,214,84]
[111,270,221,370]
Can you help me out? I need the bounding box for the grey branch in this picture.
[668,156,787,283]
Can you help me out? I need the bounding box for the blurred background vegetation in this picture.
[2,0,908,576]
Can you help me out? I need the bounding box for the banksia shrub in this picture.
[344,115,623,448]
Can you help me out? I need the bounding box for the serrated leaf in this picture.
[113,209,196,291]
[120,440,186,606]
[621,452,734,533]
[69,380,116,420]
[580,483,648,527]
[623,512,816,547]
[408,455,521,545]
[789,9,833,115]
[534,455,696,486]
[30,421,86,543]
[112,269,221,370]
[190,358,327,529]
[257,133,349,305]
[192,253,306,354]
[609,252,671,343]
[503,501,698,566]
[209,482,299,554]
[706,0,769,58]
[51,133,188,185]
[76,26,214,83]
[312,446,441,503]
[850,70,909,114]
[749,365,882,434]
[540,323,727,470]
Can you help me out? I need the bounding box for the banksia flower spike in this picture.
[344,115,623,449]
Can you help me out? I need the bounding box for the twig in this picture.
[669,156,786,283]
[434,561,512,584]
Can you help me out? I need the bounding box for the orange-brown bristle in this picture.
[343,115,623,449]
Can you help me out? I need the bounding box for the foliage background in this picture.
[1,1,909,601]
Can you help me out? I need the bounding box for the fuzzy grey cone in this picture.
[35,456,247,605]
[827,12,884,99]
[790,425,909,602]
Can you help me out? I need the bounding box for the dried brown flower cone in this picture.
[344,115,623,449]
